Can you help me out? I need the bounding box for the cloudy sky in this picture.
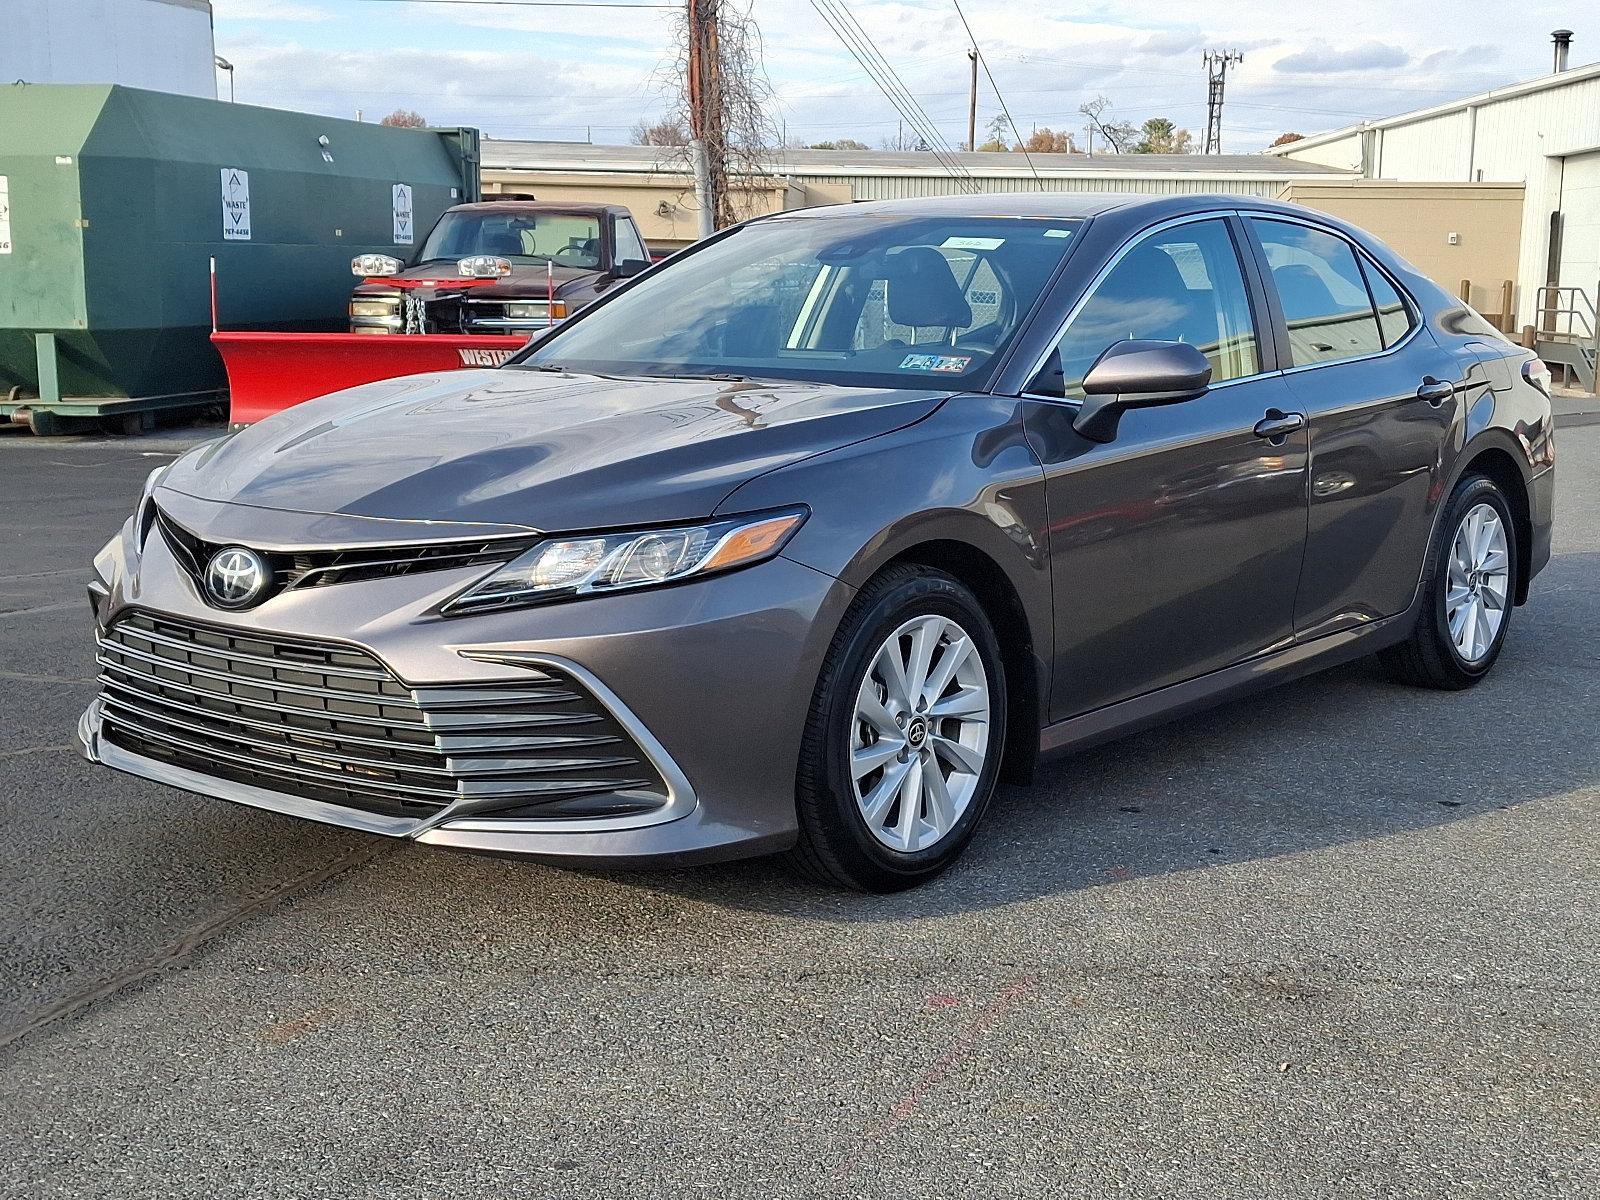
[211,0,1585,152]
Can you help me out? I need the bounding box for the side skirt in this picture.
[1037,602,1417,759]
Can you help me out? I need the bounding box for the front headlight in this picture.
[444,507,807,614]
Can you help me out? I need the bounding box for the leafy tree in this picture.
[631,117,690,147]
[380,109,427,129]
[1270,131,1307,147]
[1015,127,1078,154]
[1133,117,1193,154]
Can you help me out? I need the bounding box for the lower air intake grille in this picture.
[96,612,670,823]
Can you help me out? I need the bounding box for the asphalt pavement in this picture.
[0,419,1595,1199]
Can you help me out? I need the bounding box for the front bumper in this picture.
[79,501,853,864]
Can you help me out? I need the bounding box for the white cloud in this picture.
[212,0,1583,151]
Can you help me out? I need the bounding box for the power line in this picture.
[808,0,976,189]
[949,0,1043,191]
[810,0,966,171]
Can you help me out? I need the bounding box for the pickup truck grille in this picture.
[96,612,669,823]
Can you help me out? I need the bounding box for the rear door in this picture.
[1021,215,1311,720]
[1244,216,1467,640]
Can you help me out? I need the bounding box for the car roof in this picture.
[764,191,1320,223]
[446,201,626,217]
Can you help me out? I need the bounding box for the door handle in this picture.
[1417,376,1454,406]
[1253,409,1306,442]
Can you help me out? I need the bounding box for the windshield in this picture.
[418,210,603,268]
[515,214,1079,389]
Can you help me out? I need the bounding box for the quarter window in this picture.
[1361,259,1415,347]
[1251,219,1384,366]
[1033,218,1259,398]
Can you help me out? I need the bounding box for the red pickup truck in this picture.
[348,200,653,335]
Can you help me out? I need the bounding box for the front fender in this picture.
[714,393,1053,700]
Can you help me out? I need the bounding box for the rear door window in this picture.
[1250,219,1383,366]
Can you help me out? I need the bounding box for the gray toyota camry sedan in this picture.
[80,194,1555,891]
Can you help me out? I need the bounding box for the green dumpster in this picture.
[0,84,480,433]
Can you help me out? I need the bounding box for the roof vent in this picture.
[1552,29,1573,73]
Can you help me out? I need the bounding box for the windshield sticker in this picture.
[941,236,1004,250]
[899,353,973,374]
[1043,227,1073,238]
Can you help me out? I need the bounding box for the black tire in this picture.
[787,564,1007,892]
[1379,473,1518,690]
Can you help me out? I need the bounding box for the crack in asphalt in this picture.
[0,843,395,1058]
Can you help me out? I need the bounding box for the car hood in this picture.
[159,369,949,534]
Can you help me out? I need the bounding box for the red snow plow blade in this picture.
[213,332,528,425]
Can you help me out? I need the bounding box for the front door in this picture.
[1022,216,1310,721]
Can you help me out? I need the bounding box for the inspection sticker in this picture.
[899,353,972,373]
[0,176,11,254]
[941,236,1003,250]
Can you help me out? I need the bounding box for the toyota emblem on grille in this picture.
[204,546,270,609]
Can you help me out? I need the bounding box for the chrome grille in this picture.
[155,506,536,595]
[96,612,669,823]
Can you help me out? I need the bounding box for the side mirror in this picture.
[612,259,649,279]
[1072,340,1211,443]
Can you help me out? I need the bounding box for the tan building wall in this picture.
[481,169,852,251]
[1279,181,1525,325]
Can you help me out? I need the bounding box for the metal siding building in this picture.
[0,0,218,100]
[479,141,1350,247]
[1273,60,1600,330]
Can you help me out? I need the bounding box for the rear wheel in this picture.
[789,565,1007,892]
[1380,474,1517,689]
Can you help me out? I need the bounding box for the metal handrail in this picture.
[1535,283,1597,343]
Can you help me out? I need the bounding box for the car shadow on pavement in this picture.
[544,565,1597,922]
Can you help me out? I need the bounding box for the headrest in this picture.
[1272,263,1340,316]
[883,247,972,329]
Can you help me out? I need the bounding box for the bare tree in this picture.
[632,117,690,147]
[1078,96,1136,153]
[806,138,870,150]
[657,0,778,230]
[379,108,427,129]
[1270,131,1306,147]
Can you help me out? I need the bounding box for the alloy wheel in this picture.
[849,614,991,853]
[1446,501,1510,664]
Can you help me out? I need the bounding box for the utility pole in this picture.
[686,0,722,237]
[966,49,978,151]
[1201,49,1243,154]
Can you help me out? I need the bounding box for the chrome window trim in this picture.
[1016,207,1427,405]
[1016,209,1269,402]
[1242,212,1424,377]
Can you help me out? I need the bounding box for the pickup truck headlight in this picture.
[504,301,568,320]
[444,508,806,613]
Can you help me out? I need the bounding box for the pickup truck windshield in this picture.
[419,211,604,268]
[517,215,1079,389]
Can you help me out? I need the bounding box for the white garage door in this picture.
[1558,150,1600,308]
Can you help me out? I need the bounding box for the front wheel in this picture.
[1380,473,1518,689]
[789,565,1007,892]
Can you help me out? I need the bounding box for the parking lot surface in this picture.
[1,422,1596,1199]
